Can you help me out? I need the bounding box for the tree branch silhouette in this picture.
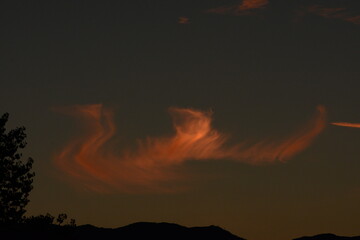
[0,113,35,224]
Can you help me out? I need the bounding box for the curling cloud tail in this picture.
[331,122,360,128]
[55,105,327,193]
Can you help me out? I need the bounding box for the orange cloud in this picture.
[346,15,360,25]
[206,0,269,15]
[178,17,190,24]
[307,5,360,25]
[55,105,326,193]
[230,105,327,164]
[331,122,360,128]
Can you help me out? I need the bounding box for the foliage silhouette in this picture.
[56,213,67,225]
[0,113,35,224]
[24,213,55,226]
[24,213,75,227]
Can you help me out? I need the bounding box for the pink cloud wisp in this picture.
[332,122,360,128]
[55,105,327,193]
[307,5,360,25]
[206,0,269,16]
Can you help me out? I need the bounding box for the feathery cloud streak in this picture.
[178,16,190,24]
[55,105,326,193]
[206,0,269,15]
[307,5,360,25]
[204,0,360,26]
[332,122,360,128]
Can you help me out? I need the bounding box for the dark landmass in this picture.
[294,233,360,240]
[0,222,245,240]
[2,222,360,240]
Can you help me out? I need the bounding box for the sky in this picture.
[1,0,360,239]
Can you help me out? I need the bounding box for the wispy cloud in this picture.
[55,104,326,193]
[344,15,360,25]
[332,122,360,128]
[178,16,190,24]
[204,0,360,25]
[206,0,269,16]
[307,5,360,25]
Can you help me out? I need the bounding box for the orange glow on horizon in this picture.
[55,105,327,193]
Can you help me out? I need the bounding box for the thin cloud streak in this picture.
[178,17,190,24]
[230,106,327,164]
[346,15,360,25]
[55,104,326,193]
[307,5,360,25]
[332,122,360,128]
[206,0,269,16]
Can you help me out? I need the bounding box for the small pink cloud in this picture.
[178,16,190,24]
[206,0,269,16]
[307,5,360,25]
[346,15,360,25]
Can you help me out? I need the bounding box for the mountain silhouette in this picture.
[294,233,360,240]
[0,221,245,240]
[3,222,360,240]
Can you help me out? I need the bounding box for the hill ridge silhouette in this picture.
[0,221,245,240]
[2,221,360,240]
[293,233,360,240]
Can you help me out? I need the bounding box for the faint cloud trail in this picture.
[331,122,360,128]
[178,17,190,24]
[54,105,326,193]
[206,0,269,16]
[307,5,360,25]
[231,106,327,164]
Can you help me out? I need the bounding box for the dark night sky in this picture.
[1,1,360,240]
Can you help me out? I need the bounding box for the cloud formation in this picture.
[178,16,190,24]
[206,0,269,16]
[307,5,360,25]
[55,104,326,193]
[203,0,360,26]
[332,122,360,128]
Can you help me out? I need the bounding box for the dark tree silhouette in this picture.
[56,213,67,225]
[24,213,76,227]
[0,113,35,224]
[25,213,55,225]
